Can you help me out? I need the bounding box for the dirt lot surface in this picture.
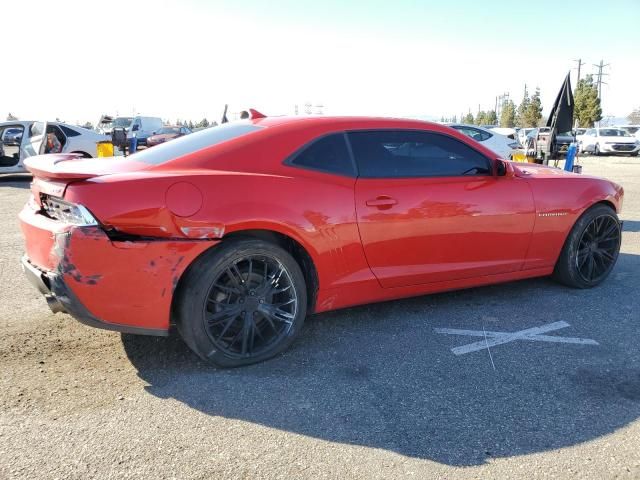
[1,156,639,479]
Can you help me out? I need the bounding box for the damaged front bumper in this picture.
[19,205,217,336]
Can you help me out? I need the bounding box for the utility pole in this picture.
[496,92,509,119]
[573,58,585,84]
[592,60,609,128]
[592,60,610,100]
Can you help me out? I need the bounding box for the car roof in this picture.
[254,115,442,130]
[443,123,493,133]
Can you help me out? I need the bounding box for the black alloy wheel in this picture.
[575,215,621,284]
[176,238,307,367]
[554,204,621,288]
[204,255,298,358]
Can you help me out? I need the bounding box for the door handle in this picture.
[366,196,397,208]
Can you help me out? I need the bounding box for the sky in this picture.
[4,0,639,124]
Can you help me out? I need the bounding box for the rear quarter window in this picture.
[130,123,263,165]
[286,133,355,176]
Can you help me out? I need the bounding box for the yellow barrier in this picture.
[511,150,527,162]
[96,141,114,158]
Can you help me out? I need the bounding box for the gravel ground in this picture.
[1,156,639,479]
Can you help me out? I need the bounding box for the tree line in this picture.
[445,75,604,129]
[174,119,218,129]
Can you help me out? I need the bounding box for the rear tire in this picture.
[553,204,621,288]
[175,238,307,367]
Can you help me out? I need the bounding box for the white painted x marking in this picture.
[434,321,599,356]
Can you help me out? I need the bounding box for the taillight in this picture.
[40,195,99,226]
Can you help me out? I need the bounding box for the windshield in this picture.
[130,123,264,165]
[114,117,133,128]
[157,127,180,134]
[600,129,631,137]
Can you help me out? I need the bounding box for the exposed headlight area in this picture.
[40,195,99,226]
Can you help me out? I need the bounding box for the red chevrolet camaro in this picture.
[20,114,624,366]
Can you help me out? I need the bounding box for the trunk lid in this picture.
[25,153,148,204]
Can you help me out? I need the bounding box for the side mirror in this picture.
[495,159,508,177]
[132,124,140,132]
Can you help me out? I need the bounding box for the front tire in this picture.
[553,204,621,288]
[175,238,307,367]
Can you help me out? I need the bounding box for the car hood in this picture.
[512,162,578,178]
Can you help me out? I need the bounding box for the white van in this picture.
[127,116,164,146]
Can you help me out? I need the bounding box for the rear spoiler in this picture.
[25,153,97,180]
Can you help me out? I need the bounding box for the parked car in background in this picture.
[577,127,640,156]
[0,121,109,173]
[489,127,518,141]
[447,124,520,159]
[128,116,163,146]
[96,115,134,135]
[617,125,640,136]
[2,127,23,146]
[147,126,192,147]
[524,128,575,157]
[517,128,535,148]
[19,115,624,367]
[546,130,576,156]
[574,128,587,136]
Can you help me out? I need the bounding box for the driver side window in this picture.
[348,130,492,178]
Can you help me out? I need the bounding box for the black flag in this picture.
[221,104,229,124]
[546,72,574,133]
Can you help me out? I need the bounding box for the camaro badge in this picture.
[538,212,569,217]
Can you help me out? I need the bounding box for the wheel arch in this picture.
[554,200,619,271]
[223,229,320,313]
[171,228,320,323]
[592,199,617,213]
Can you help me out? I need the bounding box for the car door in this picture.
[20,121,47,162]
[582,129,596,151]
[350,129,536,288]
